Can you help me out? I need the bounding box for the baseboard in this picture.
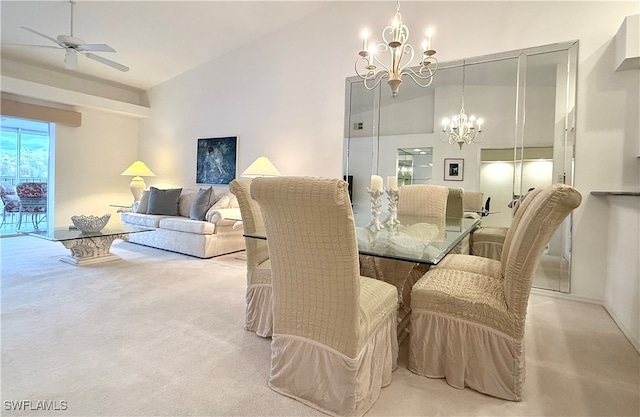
[603,305,640,355]
[530,287,602,305]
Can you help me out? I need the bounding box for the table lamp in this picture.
[121,160,155,202]
[241,156,281,177]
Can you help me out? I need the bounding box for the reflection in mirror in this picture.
[397,147,433,186]
[344,40,578,293]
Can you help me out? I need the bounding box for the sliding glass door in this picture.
[0,116,51,232]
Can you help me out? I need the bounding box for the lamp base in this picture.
[129,176,146,203]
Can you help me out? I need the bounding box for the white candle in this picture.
[425,26,434,50]
[361,28,369,52]
[387,176,398,190]
[371,175,383,191]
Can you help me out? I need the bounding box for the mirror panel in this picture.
[344,40,578,293]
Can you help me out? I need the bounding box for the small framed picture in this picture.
[444,158,464,181]
[196,136,238,184]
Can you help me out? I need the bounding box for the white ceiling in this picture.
[0,1,328,91]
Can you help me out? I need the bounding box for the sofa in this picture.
[121,186,245,258]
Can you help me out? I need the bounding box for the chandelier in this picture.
[355,0,438,98]
[441,62,484,149]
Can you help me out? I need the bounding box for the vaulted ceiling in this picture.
[1,1,328,91]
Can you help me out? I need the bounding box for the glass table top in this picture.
[23,224,154,242]
[244,213,481,265]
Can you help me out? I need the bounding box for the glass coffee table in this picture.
[24,225,153,266]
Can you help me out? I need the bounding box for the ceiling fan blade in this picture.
[2,43,62,50]
[84,52,129,72]
[20,26,64,47]
[64,49,78,70]
[77,43,115,53]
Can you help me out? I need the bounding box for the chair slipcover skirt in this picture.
[245,283,272,337]
[269,310,398,417]
[244,259,272,337]
[408,310,524,401]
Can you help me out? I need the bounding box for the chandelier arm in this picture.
[372,43,393,74]
[398,44,415,73]
[402,68,436,88]
[381,25,394,46]
[419,56,439,73]
[354,66,388,91]
[354,56,372,79]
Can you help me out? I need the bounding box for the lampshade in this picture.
[121,161,155,177]
[241,156,281,178]
[121,161,155,203]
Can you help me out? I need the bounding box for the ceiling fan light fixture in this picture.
[64,49,77,70]
[57,34,83,47]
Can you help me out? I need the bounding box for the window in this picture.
[0,117,50,184]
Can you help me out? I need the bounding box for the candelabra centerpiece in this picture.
[355,0,438,98]
[365,176,385,231]
[384,187,400,227]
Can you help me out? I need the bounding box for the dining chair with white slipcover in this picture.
[251,176,399,417]
[409,184,581,401]
[230,179,272,337]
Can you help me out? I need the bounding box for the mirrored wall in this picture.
[343,40,578,292]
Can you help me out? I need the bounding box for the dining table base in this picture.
[360,256,431,343]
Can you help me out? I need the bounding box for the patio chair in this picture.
[16,182,47,229]
[0,182,21,227]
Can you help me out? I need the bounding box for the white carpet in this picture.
[1,236,638,416]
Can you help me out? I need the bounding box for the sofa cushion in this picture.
[159,217,216,235]
[178,189,197,217]
[136,190,150,213]
[189,187,214,221]
[121,212,170,228]
[147,187,182,215]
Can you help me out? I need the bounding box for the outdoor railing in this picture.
[0,177,48,185]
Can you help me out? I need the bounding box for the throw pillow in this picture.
[135,190,151,213]
[210,194,231,210]
[189,187,214,220]
[147,187,182,216]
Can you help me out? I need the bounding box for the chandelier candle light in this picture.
[356,0,438,98]
[441,62,484,149]
[366,175,384,231]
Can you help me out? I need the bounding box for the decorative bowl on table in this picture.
[71,214,111,233]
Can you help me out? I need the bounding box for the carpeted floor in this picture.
[1,235,638,416]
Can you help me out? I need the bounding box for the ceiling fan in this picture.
[12,0,129,72]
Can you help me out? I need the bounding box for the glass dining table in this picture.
[244,213,481,265]
[244,212,481,342]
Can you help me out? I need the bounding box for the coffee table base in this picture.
[60,233,130,266]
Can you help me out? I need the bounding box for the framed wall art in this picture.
[196,136,238,184]
[444,158,464,181]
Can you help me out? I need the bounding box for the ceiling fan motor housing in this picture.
[57,35,84,48]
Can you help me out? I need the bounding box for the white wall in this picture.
[603,196,640,352]
[53,107,140,225]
